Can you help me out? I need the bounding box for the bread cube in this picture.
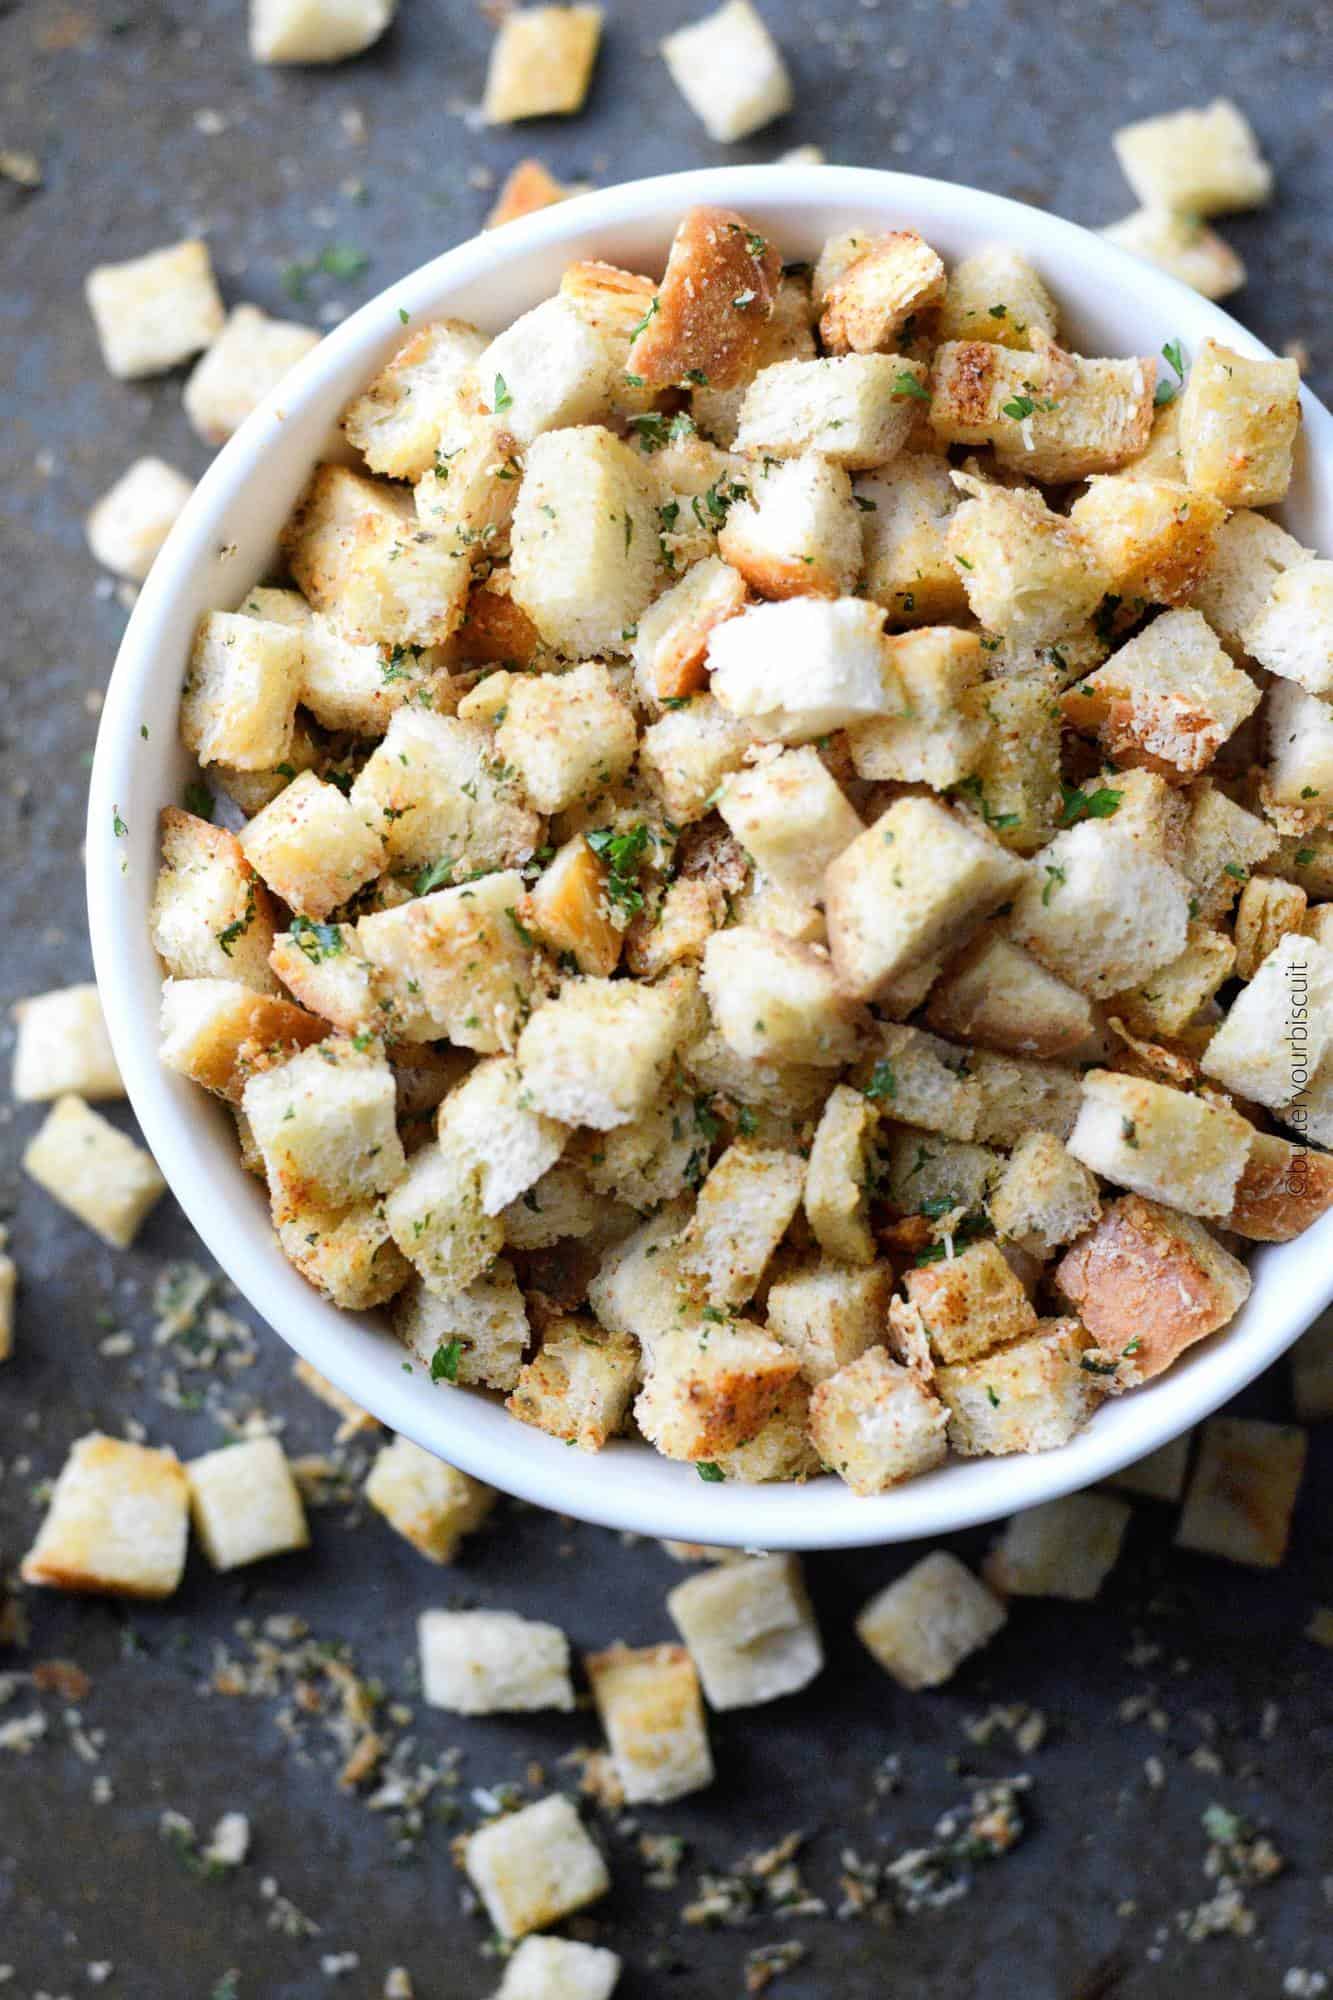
[926,931,1095,1059]
[1112,921,1236,1040]
[1242,560,1333,698]
[1178,339,1301,509]
[413,416,524,557]
[1112,99,1273,216]
[384,1133,504,1292]
[1226,1130,1333,1241]
[509,426,659,656]
[677,1143,805,1308]
[630,558,743,707]
[855,1551,1006,1690]
[250,0,394,62]
[242,1035,404,1206]
[1068,1068,1252,1220]
[517,976,688,1129]
[1175,1417,1306,1568]
[946,477,1108,647]
[855,450,967,626]
[507,1316,639,1450]
[1069,475,1226,608]
[1054,1193,1251,1381]
[935,245,1059,351]
[365,872,544,1050]
[1106,1431,1192,1502]
[825,796,1026,1001]
[496,661,636,814]
[23,1095,165,1250]
[635,1319,802,1458]
[1181,780,1278,919]
[936,1317,1100,1456]
[818,230,946,355]
[1234,875,1308,983]
[395,1260,530,1389]
[882,1131,1003,1222]
[903,1238,1038,1365]
[626,878,725,979]
[559,257,659,399]
[932,340,1156,484]
[1201,932,1333,1109]
[1101,210,1245,302]
[587,1199,691,1352]
[419,1609,574,1714]
[717,454,860,601]
[341,319,487,479]
[809,1347,949,1493]
[270,924,374,1033]
[181,611,302,772]
[1291,1316,1333,1421]
[493,1938,621,2000]
[1191,508,1312,657]
[273,1186,412,1307]
[353,711,541,877]
[716,748,859,905]
[628,205,782,396]
[496,1161,606,1251]
[667,1552,822,1707]
[282,464,411,609]
[336,513,473,653]
[1266,678,1333,812]
[660,0,792,141]
[850,628,986,794]
[701,929,863,1071]
[12,983,123,1103]
[983,1493,1131,1601]
[639,695,754,824]
[437,1056,567,1217]
[521,835,625,980]
[735,354,929,470]
[186,1436,308,1571]
[298,613,444,737]
[159,976,325,1101]
[466,1794,610,1940]
[585,1643,713,1803]
[711,1378,819,1482]
[478,300,617,455]
[183,305,319,444]
[712,597,898,745]
[21,1435,188,1599]
[765,1257,894,1384]
[988,1132,1101,1257]
[691,273,817,447]
[578,1092,698,1212]
[483,3,601,120]
[85,238,224,379]
[364,1436,494,1562]
[1011,822,1189,1000]
[152,807,280,994]
[238,772,383,921]
[86,456,194,580]
[1063,609,1259,780]
[804,1084,878,1263]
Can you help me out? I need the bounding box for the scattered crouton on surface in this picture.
[22,1095,165,1250]
[85,238,225,379]
[492,1938,622,2000]
[483,4,602,121]
[465,1794,610,1940]
[1112,99,1273,217]
[13,983,124,1103]
[419,1609,574,1714]
[364,1436,495,1562]
[810,1347,949,1493]
[984,1493,1131,1600]
[487,157,575,229]
[667,1552,823,1707]
[660,0,793,142]
[586,1642,714,1803]
[184,304,320,444]
[1175,1417,1306,1567]
[856,1551,1007,1689]
[86,457,194,580]
[22,1435,188,1599]
[1178,338,1301,509]
[250,0,395,62]
[1101,210,1245,301]
[187,1436,310,1571]
[936,1317,1102,1456]
[1106,1431,1193,1502]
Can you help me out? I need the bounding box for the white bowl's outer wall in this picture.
[88,167,1333,1550]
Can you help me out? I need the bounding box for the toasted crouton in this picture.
[717,453,861,599]
[846,626,987,790]
[496,661,637,813]
[394,1260,530,1389]
[509,426,660,656]
[359,870,547,1051]
[765,1257,894,1384]
[735,354,929,469]
[250,0,394,62]
[935,1316,1101,1456]
[22,1435,188,1599]
[632,556,748,706]
[1175,1417,1306,1568]
[1225,1130,1333,1241]
[628,206,781,394]
[810,1347,950,1494]
[855,1551,1006,1689]
[1200,933,1333,1110]
[151,808,280,994]
[384,1140,504,1295]
[365,1436,494,1562]
[507,1316,639,1451]
[1062,609,1259,780]
[519,836,621,978]
[183,305,320,444]
[243,1035,405,1208]
[335,513,473,653]
[1112,922,1237,1040]
[282,464,412,609]
[518,978,689,1130]
[587,1199,692,1354]
[804,1083,878,1263]
[1070,1069,1254,1221]
[692,274,816,446]
[1069,475,1226,606]
[635,1319,802,1458]
[1291,1318,1333,1422]
[270,924,378,1032]
[640,694,756,823]
[1112,99,1273,216]
[667,1552,823,1706]
[707,596,899,742]
[342,319,488,480]
[237,772,383,920]
[849,1022,981,1140]
[984,1493,1131,1600]
[946,476,1109,647]
[187,1436,309,1571]
[1178,339,1301,509]
[586,1642,713,1803]
[1243,560,1333,696]
[494,1940,622,2000]
[276,1188,412,1307]
[881,1130,1002,1219]
[818,230,946,355]
[659,0,793,143]
[934,246,1059,351]
[718,747,862,903]
[352,711,541,878]
[437,1056,568,1216]
[1266,678,1333,811]
[478,298,619,453]
[159,976,326,1101]
[1181,779,1278,919]
[1191,508,1312,657]
[926,931,1095,1059]
[930,339,1156,483]
[419,1608,574,1715]
[483,4,602,121]
[12,983,124,1103]
[86,456,194,580]
[855,450,968,626]
[467,1794,609,1941]
[701,930,864,1068]
[1101,210,1245,302]
[1054,1194,1251,1381]
[488,158,574,230]
[23,1096,165,1250]
[987,1131,1101,1257]
[85,238,225,379]
[1234,875,1309,982]
[677,1144,805,1307]
[904,1237,1038,1364]
[626,877,722,978]
[1010,821,1190,999]
[182,611,303,771]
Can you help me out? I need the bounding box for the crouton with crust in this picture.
[509,427,661,657]
[946,475,1109,647]
[518,976,690,1129]
[701,929,864,1068]
[159,976,326,1101]
[343,319,488,479]
[856,1551,1006,1688]
[585,1643,713,1803]
[182,611,303,772]
[23,1096,165,1250]
[1225,1130,1333,1241]
[519,835,622,977]
[934,246,1059,352]
[358,870,547,1051]
[718,747,862,903]
[506,1316,639,1450]
[718,453,861,599]
[810,1346,950,1494]
[419,1608,574,1714]
[365,1436,495,1562]
[628,206,780,393]
[735,354,930,469]
[1178,339,1301,509]
[183,305,320,445]
[677,1143,806,1307]
[1112,99,1273,217]
[1062,610,1260,781]
[482,4,603,123]
[1234,874,1308,982]
[1069,475,1226,606]
[855,450,968,626]
[635,1319,803,1460]
[85,238,224,380]
[904,1237,1038,1365]
[765,1257,894,1384]
[925,930,1095,1059]
[1010,821,1190,999]
[804,1083,878,1263]
[930,339,1156,483]
[818,229,946,354]
[632,556,748,706]
[987,1131,1101,1257]
[22,1435,188,1599]
[935,1316,1102,1456]
[243,1035,405,1207]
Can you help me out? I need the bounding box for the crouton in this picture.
[159,976,326,1101]
[1054,1193,1251,1381]
[151,808,280,994]
[631,557,745,707]
[587,1200,692,1353]
[577,1092,699,1212]
[855,1551,1007,1689]
[21,1435,188,1599]
[1266,678,1333,813]
[1200,932,1333,1110]
[628,206,781,397]
[360,867,546,1050]
[1175,1417,1306,1568]
[717,747,861,904]
[242,1035,404,1207]
[1101,210,1245,302]
[250,0,394,62]
[585,1643,713,1803]
[815,229,945,356]
[885,1132,1003,1224]
[692,275,816,447]
[717,453,861,599]
[1112,922,1236,1040]
[269,922,377,1031]
[183,305,320,444]
[1243,560,1333,697]
[1291,1318,1333,1422]
[334,512,473,653]
[1106,1432,1192,1502]
[1063,609,1259,780]
[383,1126,505,1292]
[480,299,618,456]
[395,1260,530,1389]
[467,1793,610,1940]
[804,1083,878,1263]
[847,626,987,790]
[707,596,898,743]
[639,694,754,823]
[517,977,687,1130]
[273,1188,411,1306]
[635,1319,802,1458]
[0,1237,13,1364]
[1069,475,1226,606]
[483,4,602,121]
[1225,1130,1333,1241]
[855,450,968,626]
[677,1143,805,1307]
[85,238,225,379]
[625,877,721,978]
[1178,339,1301,509]
[1010,821,1189,999]
[352,712,541,877]
[186,1436,309,1571]
[1181,780,1278,919]
[493,1939,621,2000]
[926,931,1095,1059]
[236,772,382,921]
[86,456,194,580]
[945,476,1109,647]
[507,1316,639,1450]
[930,339,1156,483]
[341,319,488,480]
[454,572,544,670]
[22,1096,165,1250]
[953,677,1063,857]
[1068,1068,1253,1219]
[965,1048,1081,1149]
[809,1347,949,1493]
[1112,99,1273,216]
[1235,875,1309,982]
[419,1609,574,1713]
[701,930,863,1070]
[983,1493,1131,1600]
[412,415,523,555]
[936,1316,1101,1456]
[711,1379,819,1481]
[766,1257,894,1383]
[559,258,659,397]
[903,1237,1038,1364]
[934,246,1059,352]
[667,1552,823,1706]
[282,464,412,610]
[181,611,303,772]
[509,427,659,657]
[496,661,637,814]
[488,158,574,230]
[1191,508,1312,657]
[825,796,1027,1001]
[437,1056,568,1216]
[364,1436,495,1562]
[659,0,793,142]
[987,1131,1102,1257]
[12,983,124,1103]
[735,354,929,469]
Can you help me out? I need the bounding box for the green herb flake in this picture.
[492,373,514,414]
[696,1461,726,1483]
[1059,781,1123,827]
[892,370,931,402]
[864,1059,898,1102]
[431,1338,463,1383]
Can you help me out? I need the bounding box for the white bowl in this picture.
[88,165,1333,1550]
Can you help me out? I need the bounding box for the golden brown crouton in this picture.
[159,977,327,1103]
[1175,1417,1306,1568]
[818,230,947,354]
[487,158,574,229]
[628,206,781,393]
[903,1238,1039,1365]
[634,1320,803,1461]
[1224,1130,1333,1241]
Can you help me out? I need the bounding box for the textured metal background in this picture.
[1,0,1331,1993]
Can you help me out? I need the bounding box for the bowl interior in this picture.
[88,165,1333,1548]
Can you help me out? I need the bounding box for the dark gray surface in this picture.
[2,1,1332,1994]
